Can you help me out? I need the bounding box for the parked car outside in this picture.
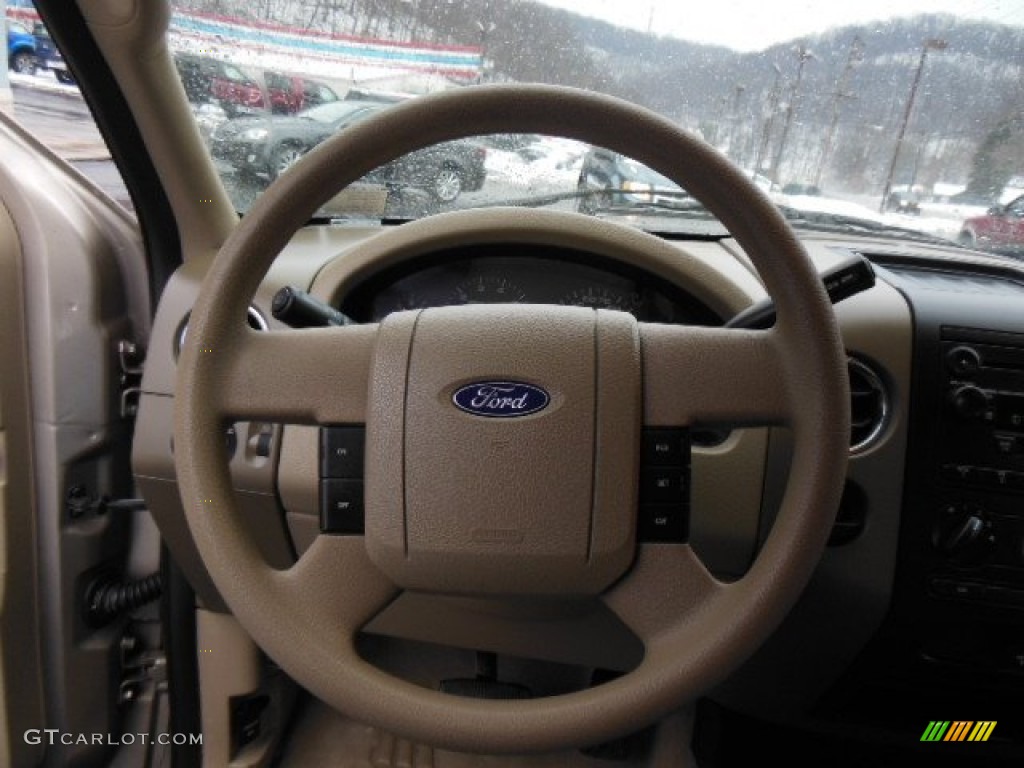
[172,52,266,116]
[264,70,339,114]
[960,194,1024,257]
[6,20,35,74]
[30,21,72,83]
[576,147,695,213]
[781,182,822,197]
[210,99,487,200]
[884,187,921,214]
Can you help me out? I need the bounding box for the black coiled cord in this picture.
[85,572,163,627]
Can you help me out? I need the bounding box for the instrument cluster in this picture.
[342,246,717,325]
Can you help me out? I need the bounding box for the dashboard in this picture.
[133,221,1024,758]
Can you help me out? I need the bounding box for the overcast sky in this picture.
[538,0,1024,51]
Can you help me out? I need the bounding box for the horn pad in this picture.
[365,304,641,596]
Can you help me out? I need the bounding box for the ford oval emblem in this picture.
[452,381,550,418]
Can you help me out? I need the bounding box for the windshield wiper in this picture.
[777,205,954,246]
[474,187,708,214]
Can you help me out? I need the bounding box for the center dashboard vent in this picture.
[848,357,888,453]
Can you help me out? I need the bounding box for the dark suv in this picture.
[210,99,487,200]
[576,147,693,213]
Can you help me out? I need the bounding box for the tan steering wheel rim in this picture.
[174,84,849,753]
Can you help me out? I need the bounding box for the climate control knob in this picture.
[948,385,991,421]
[933,504,995,566]
[946,345,981,376]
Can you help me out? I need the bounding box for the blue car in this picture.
[6,20,36,74]
[30,21,73,83]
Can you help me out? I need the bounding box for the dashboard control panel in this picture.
[931,326,1024,603]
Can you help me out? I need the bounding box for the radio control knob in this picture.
[948,385,991,420]
[946,345,981,376]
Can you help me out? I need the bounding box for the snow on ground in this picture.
[774,193,884,223]
[483,137,586,191]
[8,69,80,97]
[775,191,979,244]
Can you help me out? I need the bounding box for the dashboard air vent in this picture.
[848,358,888,453]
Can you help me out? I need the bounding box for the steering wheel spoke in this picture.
[641,324,789,427]
[602,544,724,643]
[213,325,378,424]
[271,535,400,637]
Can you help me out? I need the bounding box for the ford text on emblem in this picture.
[452,381,550,418]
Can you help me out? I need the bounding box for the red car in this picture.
[173,53,266,116]
[264,71,339,115]
[960,194,1024,257]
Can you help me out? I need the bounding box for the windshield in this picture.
[173,0,1024,247]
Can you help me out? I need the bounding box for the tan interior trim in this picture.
[0,201,46,766]
[77,0,237,258]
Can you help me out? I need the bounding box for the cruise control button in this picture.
[320,479,365,534]
[320,426,365,478]
[641,428,689,466]
[640,468,687,503]
[638,504,688,542]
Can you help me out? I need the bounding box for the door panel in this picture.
[0,112,154,766]
[0,196,46,768]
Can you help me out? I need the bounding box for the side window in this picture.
[265,71,286,91]
[1008,198,1024,217]
[221,64,249,84]
[3,11,131,210]
[304,82,335,106]
[318,84,338,103]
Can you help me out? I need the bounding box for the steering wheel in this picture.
[174,85,849,754]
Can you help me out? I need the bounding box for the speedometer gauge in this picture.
[453,275,527,304]
[561,286,640,314]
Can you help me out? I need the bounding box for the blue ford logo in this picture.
[452,381,550,418]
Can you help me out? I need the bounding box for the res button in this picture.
[641,428,689,466]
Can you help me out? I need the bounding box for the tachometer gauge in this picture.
[453,275,527,304]
[561,286,640,314]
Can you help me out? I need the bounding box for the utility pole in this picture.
[476,20,495,83]
[769,44,814,187]
[728,84,746,163]
[815,35,862,189]
[753,63,783,180]
[879,38,947,213]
